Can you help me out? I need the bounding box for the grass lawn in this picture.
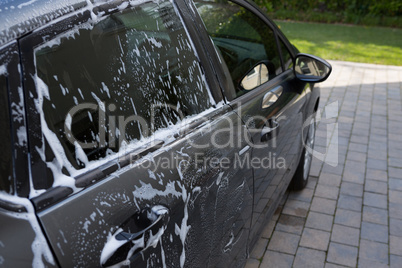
[275,21,402,66]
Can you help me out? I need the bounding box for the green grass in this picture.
[275,21,402,66]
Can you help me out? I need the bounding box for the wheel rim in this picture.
[303,118,315,181]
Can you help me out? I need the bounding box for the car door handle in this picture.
[262,86,283,109]
[100,205,169,267]
[261,119,280,142]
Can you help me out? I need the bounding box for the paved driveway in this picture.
[246,60,402,268]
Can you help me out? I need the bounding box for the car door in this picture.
[192,0,310,245]
[19,1,253,267]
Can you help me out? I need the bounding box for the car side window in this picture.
[194,0,282,97]
[0,73,13,194]
[34,1,213,171]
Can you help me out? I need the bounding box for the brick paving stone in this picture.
[337,137,350,146]
[300,228,330,251]
[348,142,368,153]
[267,231,300,255]
[371,127,387,136]
[353,122,370,131]
[363,192,388,209]
[275,215,305,235]
[261,220,276,239]
[366,158,388,171]
[366,169,388,182]
[389,167,402,179]
[279,193,288,206]
[369,134,387,145]
[310,197,336,215]
[390,218,402,237]
[350,135,369,145]
[315,184,339,200]
[293,247,326,268]
[358,258,389,268]
[369,140,385,151]
[288,188,314,203]
[390,235,402,256]
[306,177,318,189]
[305,212,334,232]
[255,198,270,213]
[282,199,310,218]
[389,178,402,191]
[339,116,354,124]
[321,163,344,176]
[389,157,402,169]
[315,136,328,148]
[365,179,388,195]
[340,182,364,197]
[338,129,351,138]
[345,160,366,174]
[391,255,402,268]
[359,239,389,264]
[337,195,363,212]
[272,206,283,220]
[362,206,388,226]
[342,168,365,184]
[389,190,402,205]
[327,242,358,267]
[324,263,348,268]
[260,251,294,268]
[318,173,342,187]
[331,224,359,247]
[361,222,388,243]
[244,258,260,268]
[390,202,402,220]
[250,237,269,259]
[367,148,388,162]
[314,143,327,152]
[334,209,361,228]
[389,133,402,143]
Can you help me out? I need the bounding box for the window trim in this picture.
[278,37,294,71]
[0,59,14,196]
[0,41,29,197]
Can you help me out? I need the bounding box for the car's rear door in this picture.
[191,0,309,245]
[20,0,253,267]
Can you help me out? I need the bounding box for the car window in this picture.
[280,39,293,70]
[194,0,282,97]
[34,1,213,170]
[0,73,13,194]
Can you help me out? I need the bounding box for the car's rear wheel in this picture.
[289,115,316,191]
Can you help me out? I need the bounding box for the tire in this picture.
[289,115,316,191]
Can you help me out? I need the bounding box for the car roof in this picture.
[0,0,111,47]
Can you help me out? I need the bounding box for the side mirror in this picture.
[294,54,332,83]
[240,62,271,90]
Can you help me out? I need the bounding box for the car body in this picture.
[0,0,331,267]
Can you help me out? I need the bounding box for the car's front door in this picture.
[20,1,253,267]
[192,0,307,245]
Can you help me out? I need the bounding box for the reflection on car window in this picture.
[194,0,281,97]
[35,1,213,170]
[0,74,13,193]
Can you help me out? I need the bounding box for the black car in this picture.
[0,0,331,266]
